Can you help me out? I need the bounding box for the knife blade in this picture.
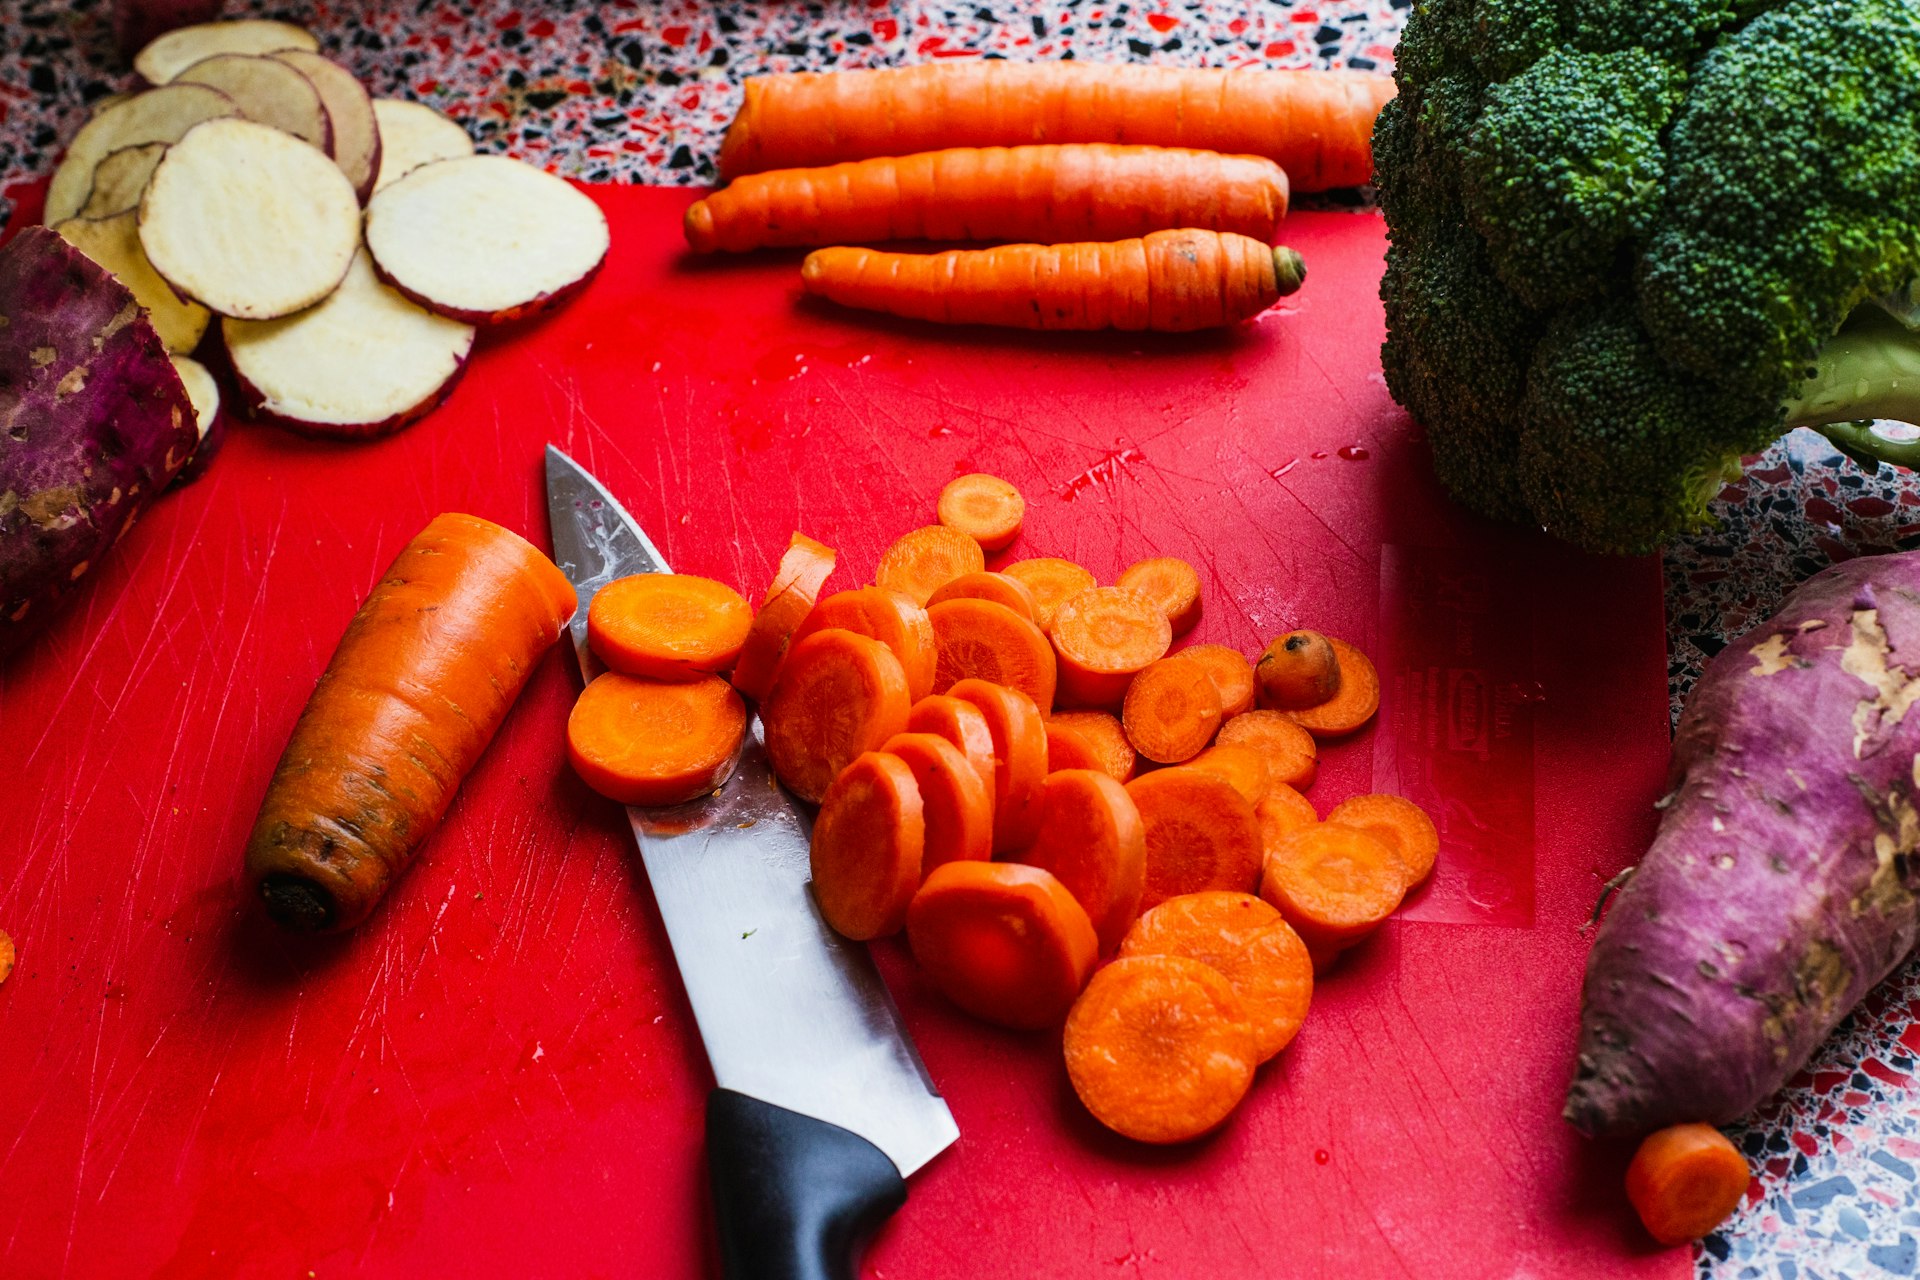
[544,445,957,1280]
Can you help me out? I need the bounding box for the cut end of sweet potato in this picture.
[370,99,475,192]
[134,18,318,86]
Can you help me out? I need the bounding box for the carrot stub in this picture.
[793,586,938,702]
[937,473,1025,552]
[1116,557,1203,638]
[880,732,994,870]
[906,693,998,793]
[245,513,577,933]
[1063,954,1258,1144]
[1052,586,1173,708]
[1281,636,1381,738]
[568,673,748,807]
[875,525,986,606]
[1255,629,1341,710]
[587,573,752,681]
[1327,793,1439,890]
[1259,822,1405,953]
[731,533,838,702]
[907,860,1098,1030]
[929,597,1058,712]
[1120,891,1314,1061]
[1185,744,1271,806]
[1625,1124,1751,1246]
[762,628,912,803]
[1216,709,1319,791]
[1002,558,1097,632]
[1046,709,1138,783]
[1179,643,1257,718]
[1126,768,1264,911]
[1122,655,1224,764]
[810,751,926,940]
[927,571,1037,623]
[1014,768,1147,953]
[948,678,1048,852]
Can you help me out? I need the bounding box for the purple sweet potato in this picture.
[0,226,196,657]
[1567,553,1920,1136]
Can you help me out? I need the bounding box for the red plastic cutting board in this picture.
[0,187,1683,1279]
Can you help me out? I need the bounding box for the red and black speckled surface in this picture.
[5,2,1920,1275]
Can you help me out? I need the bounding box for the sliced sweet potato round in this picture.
[170,354,220,441]
[173,53,331,152]
[45,83,239,224]
[134,18,318,85]
[78,142,169,219]
[53,210,210,354]
[272,50,382,202]
[370,99,475,192]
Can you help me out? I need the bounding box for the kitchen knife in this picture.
[544,445,958,1280]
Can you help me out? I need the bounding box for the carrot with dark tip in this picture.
[1014,768,1147,952]
[929,597,1058,712]
[907,860,1098,1029]
[937,473,1026,552]
[1626,1124,1751,1246]
[875,525,986,606]
[927,571,1037,622]
[811,751,925,940]
[1126,768,1263,910]
[762,628,911,803]
[587,573,751,681]
[1281,636,1380,737]
[731,532,837,702]
[793,586,938,701]
[568,674,747,806]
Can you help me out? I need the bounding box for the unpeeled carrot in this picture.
[793,586,938,702]
[881,732,993,870]
[1117,557,1202,637]
[811,751,925,940]
[1122,655,1223,764]
[762,628,911,803]
[245,514,576,932]
[1216,709,1319,791]
[587,573,751,680]
[1052,585,1173,707]
[1119,891,1314,1061]
[1259,822,1405,954]
[1015,768,1147,952]
[718,62,1397,192]
[1063,954,1257,1144]
[907,860,1098,1030]
[1255,628,1341,709]
[1126,768,1264,910]
[686,145,1290,253]
[802,231,1306,333]
[949,678,1048,852]
[1046,709,1138,783]
[1185,744,1270,805]
[937,473,1026,552]
[1282,636,1380,737]
[1003,557,1096,632]
[906,693,998,793]
[568,674,748,807]
[1327,793,1438,890]
[1626,1124,1751,1246]
[732,532,837,702]
[927,571,1037,622]
[929,597,1058,712]
[1179,644,1257,718]
[875,525,986,606]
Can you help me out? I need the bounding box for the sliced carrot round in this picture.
[1014,768,1147,953]
[1125,768,1263,910]
[907,693,997,793]
[1122,655,1223,764]
[927,570,1038,623]
[1119,891,1314,1061]
[1281,637,1380,738]
[1051,586,1173,708]
[948,678,1048,852]
[928,597,1058,712]
[587,573,751,681]
[793,586,938,703]
[907,860,1097,1030]
[1257,783,1318,848]
[1045,720,1106,773]
[937,473,1025,551]
[1626,1124,1751,1246]
[1046,709,1138,783]
[1002,557,1097,632]
[1063,954,1257,1144]
[567,673,747,806]
[1327,793,1438,889]
[763,628,912,803]
[1179,644,1257,718]
[1184,744,1270,805]
[875,524,986,606]
[732,532,838,702]
[1259,822,1405,953]
[880,732,993,870]
[1117,557,1202,637]
[810,751,925,940]
[1216,709,1319,791]
[1255,629,1342,710]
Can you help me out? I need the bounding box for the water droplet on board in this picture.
[1310,450,1329,460]
[928,424,955,438]
[1337,445,1371,462]
[1270,459,1299,480]
[1315,1149,1331,1165]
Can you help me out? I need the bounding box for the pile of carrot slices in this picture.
[564,471,1443,1145]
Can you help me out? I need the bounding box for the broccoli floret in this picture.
[1377,0,1920,554]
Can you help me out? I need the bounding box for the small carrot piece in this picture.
[937,473,1025,552]
[793,586,938,702]
[568,673,748,807]
[907,860,1098,1030]
[929,597,1058,712]
[1259,822,1405,953]
[1046,709,1138,783]
[875,525,986,606]
[949,678,1048,852]
[1184,744,1270,805]
[1119,891,1314,1061]
[587,573,752,681]
[1216,710,1319,791]
[762,628,912,803]
[1257,784,1319,847]
[1126,769,1264,911]
[1326,793,1439,890]
[1255,629,1341,710]
[1122,655,1224,764]
[1063,954,1257,1144]
[927,571,1037,623]
[1052,586,1173,708]
[1046,720,1105,774]
[1002,557,1097,632]
[880,732,994,870]
[1177,644,1257,718]
[1116,557,1202,638]
[810,751,925,940]
[731,532,838,702]
[802,231,1306,333]
[685,145,1290,253]
[0,929,14,987]
[906,693,998,793]
[1626,1124,1751,1246]
[1014,768,1147,952]
[1281,637,1381,738]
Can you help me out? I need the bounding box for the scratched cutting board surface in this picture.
[0,187,1681,1279]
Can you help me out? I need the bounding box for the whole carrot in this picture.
[719,63,1395,191]
[801,229,1306,333]
[245,513,577,931]
[684,144,1289,253]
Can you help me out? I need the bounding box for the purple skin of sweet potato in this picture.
[1566,554,1920,1137]
[0,226,197,658]
[114,0,226,64]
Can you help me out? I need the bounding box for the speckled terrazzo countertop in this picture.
[4,3,1918,1276]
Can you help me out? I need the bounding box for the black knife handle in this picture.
[707,1088,907,1280]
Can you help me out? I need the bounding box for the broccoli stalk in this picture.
[1789,311,1920,470]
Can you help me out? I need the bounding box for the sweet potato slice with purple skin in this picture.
[1568,553,1920,1137]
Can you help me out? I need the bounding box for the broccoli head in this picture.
[1378,0,1920,553]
